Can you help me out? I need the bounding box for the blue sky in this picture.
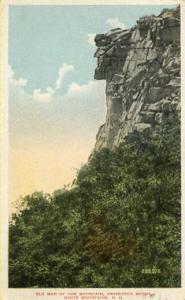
[8,4,176,208]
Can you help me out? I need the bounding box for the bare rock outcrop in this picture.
[94,6,180,150]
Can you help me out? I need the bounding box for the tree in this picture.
[9,116,181,287]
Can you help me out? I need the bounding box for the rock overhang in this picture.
[93,6,180,151]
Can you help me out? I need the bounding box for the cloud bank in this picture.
[9,65,106,139]
[9,63,75,103]
[33,87,55,103]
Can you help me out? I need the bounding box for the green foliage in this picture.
[9,116,181,287]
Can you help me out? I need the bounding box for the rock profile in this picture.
[94,6,180,150]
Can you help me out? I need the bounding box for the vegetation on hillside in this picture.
[9,116,181,288]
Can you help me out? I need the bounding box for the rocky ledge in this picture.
[94,6,180,150]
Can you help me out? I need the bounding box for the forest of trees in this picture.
[9,116,181,288]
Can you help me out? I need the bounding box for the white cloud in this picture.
[56,63,74,90]
[106,17,125,29]
[9,65,28,87]
[33,87,54,102]
[87,33,96,46]
[67,81,95,94]
[9,63,76,103]
[9,72,106,144]
[32,63,74,102]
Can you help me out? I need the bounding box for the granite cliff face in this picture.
[94,6,180,150]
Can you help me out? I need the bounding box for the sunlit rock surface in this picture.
[94,6,180,150]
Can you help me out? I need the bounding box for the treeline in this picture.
[9,116,181,288]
